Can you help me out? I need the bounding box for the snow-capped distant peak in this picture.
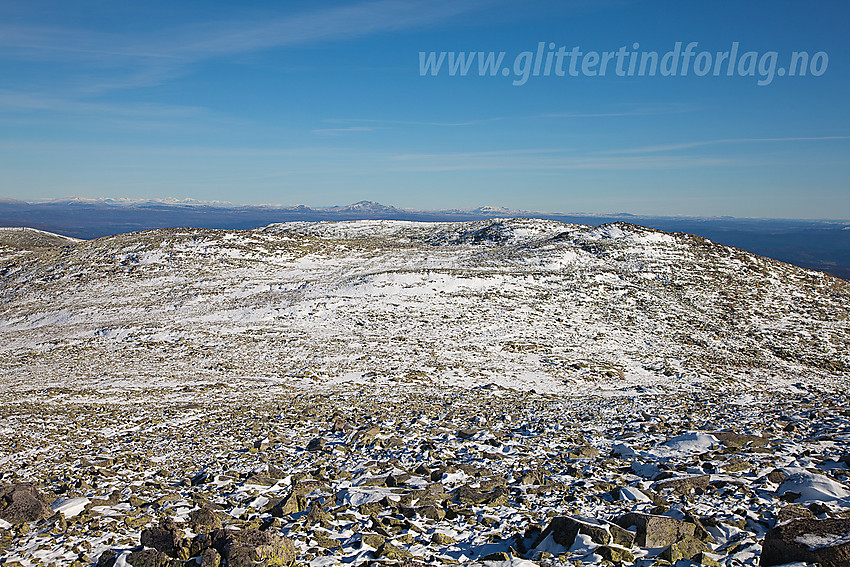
[324,201,403,214]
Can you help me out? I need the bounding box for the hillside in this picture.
[1,219,849,567]
[1,218,846,392]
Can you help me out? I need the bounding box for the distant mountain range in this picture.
[2,197,849,279]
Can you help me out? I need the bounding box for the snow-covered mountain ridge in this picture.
[1,218,847,394]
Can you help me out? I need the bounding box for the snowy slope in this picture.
[0,218,846,394]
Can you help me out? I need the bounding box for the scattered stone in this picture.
[189,507,222,532]
[568,445,600,459]
[126,549,177,567]
[270,491,306,517]
[374,541,412,560]
[776,504,816,524]
[659,534,711,562]
[616,513,696,548]
[596,545,635,563]
[709,431,769,448]
[536,516,611,548]
[210,528,297,567]
[766,469,788,484]
[653,474,711,495]
[140,522,186,558]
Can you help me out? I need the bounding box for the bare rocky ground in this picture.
[1,220,849,566]
[1,378,849,567]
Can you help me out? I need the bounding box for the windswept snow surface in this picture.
[0,218,847,395]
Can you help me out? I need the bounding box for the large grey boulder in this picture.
[140,522,187,558]
[210,528,297,567]
[125,549,177,567]
[535,516,611,548]
[760,518,850,567]
[615,512,696,548]
[0,483,53,523]
[653,474,711,495]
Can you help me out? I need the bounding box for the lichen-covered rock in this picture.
[375,541,412,560]
[126,549,177,567]
[659,534,711,562]
[270,491,306,517]
[199,547,221,567]
[189,507,222,532]
[140,523,186,557]
[653,474,711,495]
[596,545,635,563]
[760,518,850,567]
[709,431,769,448]
[211,528,297,567]
[0,484,52,523]
[535,516,611,548]
[568,445,600,459]
[616,512,696,548]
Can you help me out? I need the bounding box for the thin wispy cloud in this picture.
[0,1,490,94]
[388,148,736,172]
[322,116,512,128]
[324,103,697,130]
[0,89,205,118]
[313,126,379,135]
[545,103,699,119]
[608,136,850,155]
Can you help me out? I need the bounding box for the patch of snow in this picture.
[50,496,90,518]
[777,470,850,504]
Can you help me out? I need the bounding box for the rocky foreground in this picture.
[1,378,849,567]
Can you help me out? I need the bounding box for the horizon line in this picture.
[6,196,850,224]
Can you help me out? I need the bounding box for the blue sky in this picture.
[0,0,848,218]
